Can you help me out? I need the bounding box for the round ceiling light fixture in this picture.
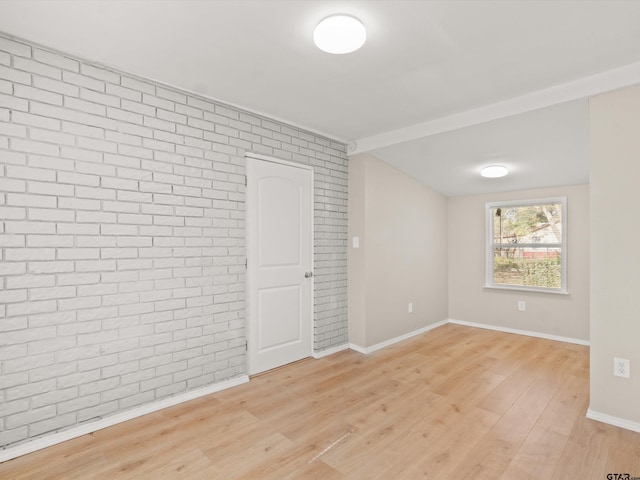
[314,15,366,54]
[481,165,509,178]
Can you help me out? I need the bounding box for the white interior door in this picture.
[247,155,313,375]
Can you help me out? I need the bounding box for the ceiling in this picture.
[1,1,640,195]
[372,99,589,196]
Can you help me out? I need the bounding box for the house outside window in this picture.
[485,197,567,294]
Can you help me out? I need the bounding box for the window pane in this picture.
[493,247,561,288]
[491,203,562,244]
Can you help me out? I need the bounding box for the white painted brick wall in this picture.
[0,33,348,450]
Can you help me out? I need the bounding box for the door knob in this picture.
[305,271,313,278]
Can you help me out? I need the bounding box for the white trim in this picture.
[348,343,369,354]
[349,319,590,355]
[312,344,350,359]
[351,60,640,154]
[245,154,314,375]
[448,319,590,346]
[482,285,570,295]
[245,152,314,172]
[349,320,449,354]
[0,375,249,464]
[586,408,640,434]
[485,196,568,294]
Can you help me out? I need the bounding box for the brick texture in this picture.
[0,33,348,450]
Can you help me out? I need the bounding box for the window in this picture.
[486,197,567,293]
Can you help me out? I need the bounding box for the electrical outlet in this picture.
[408,302,413,313]
[518,301,526,311]
[614,357,630,378]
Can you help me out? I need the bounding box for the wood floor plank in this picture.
[128,448,212,480]
[402,406,500,480]
[0,432,104,480]
[2,324,639,479]
[499,425,569,480]
[438,366,563,479]
[535,374,589,436]
[279,460,345,480]
[551,415,612,479]
[4,450,108,480]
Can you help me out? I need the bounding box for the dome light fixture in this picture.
[314,15,366,54]
[481,165,509,178]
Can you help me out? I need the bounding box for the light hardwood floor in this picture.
[2,323,640,479]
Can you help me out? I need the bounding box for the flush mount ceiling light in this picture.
[314,15,366,54]
[481,165,509,178]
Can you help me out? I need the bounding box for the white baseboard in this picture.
[349,320,449,355]
[313,343,350,359]
[586,408,640,433]
[0,375,249,464]
[447,319,590,346]
[349,343,368,354]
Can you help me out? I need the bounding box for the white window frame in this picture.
[485,197,568,294]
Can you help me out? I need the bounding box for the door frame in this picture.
[245,152,315,375]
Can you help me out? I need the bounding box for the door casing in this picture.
[245,152,314,375]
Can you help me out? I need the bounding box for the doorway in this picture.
[246,154,313,375]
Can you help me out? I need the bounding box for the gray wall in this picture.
[448,185,590,341]
[589,84,640,424]
[0,33,348,450]
[348,154,588,349]
[348,153,448,348]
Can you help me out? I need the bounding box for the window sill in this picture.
[483,285,569,295]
